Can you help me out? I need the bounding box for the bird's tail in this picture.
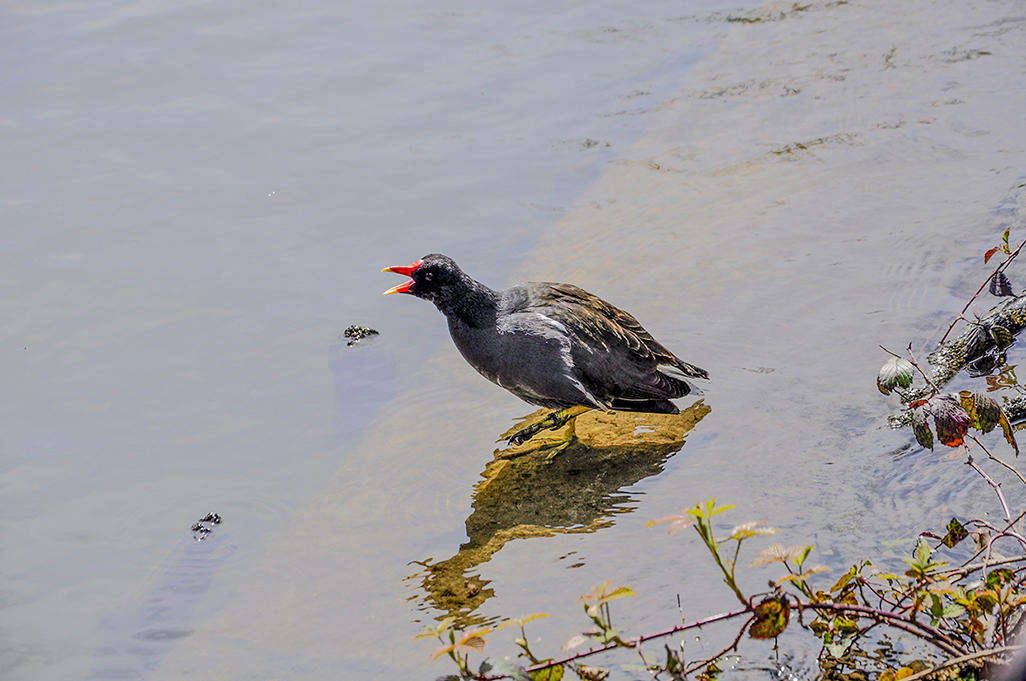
[658,360,709,382]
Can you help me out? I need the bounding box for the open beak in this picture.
[381,259,423,295]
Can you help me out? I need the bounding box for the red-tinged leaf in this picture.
[998,410,1019,456]
[931,394,970,447]
[646,514,697,536]
[749,596,790,639]
[729,520,779,540]
[453,629,489,655]
[430,643,456,661]
[751,543,810,566]
[908,398,930,409]
[990,271,1013,297]
[912,404,934,450]
[985,246,1002,264]
[974,391,1001,433]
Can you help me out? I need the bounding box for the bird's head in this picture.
[382,253,471,314]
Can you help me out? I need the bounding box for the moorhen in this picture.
[383,254,708,450]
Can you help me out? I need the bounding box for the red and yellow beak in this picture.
[381,259,423,295]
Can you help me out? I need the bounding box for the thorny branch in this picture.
[524,607,753,674]
[939,236,1026,345]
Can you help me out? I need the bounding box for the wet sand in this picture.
[150,0,1026,678]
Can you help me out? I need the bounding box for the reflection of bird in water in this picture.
[407,401,711,627]
[383,254,709,453]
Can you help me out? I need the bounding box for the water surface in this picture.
[3,0,1026,679]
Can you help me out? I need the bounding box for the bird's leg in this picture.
[542,412,581,461]
[506,406,591,447]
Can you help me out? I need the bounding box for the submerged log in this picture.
[928,292,1026,386]
[888,293,1026,428]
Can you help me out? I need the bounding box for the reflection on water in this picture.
[89,531,235,680]
[408,400,710,626]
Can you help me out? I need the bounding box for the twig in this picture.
[973,518,1026,557]
[942,555,1026,580]
[633,640,658,681]
[524,607,753,673]
[966,450,1013,522]
[807,602,967,658]
[983,441,1026,487]
[682,615,754,675]
[898,644,1024,681]
[959,509,1026,569]
[939,237,1026,345]
[905,344,942,392]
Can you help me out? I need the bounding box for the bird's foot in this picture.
[501,406,591,452]
[540,418,579,461]
[505,415,558,447]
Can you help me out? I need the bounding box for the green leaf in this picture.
[991,323,1014,348]
[498,613,550,630]
[829,567,857,593]
[664,646,685,676]
[974,590,999,612]
[705,500,735,518]
[987,568,1015,588]
[749,596,790,639]
[1004,228,1010,245]
[941,518,969,548]
[998,410,1020,456]
[941,603,965,619]
[915,537,931,567]
[824,630,857,658]
[697,661,722,681]
[974,392,1001,433]
[878,357,914,394]
[912,405,934,451]
[481,659,533,681]
[528,662,563,681]
[834,616,860,635]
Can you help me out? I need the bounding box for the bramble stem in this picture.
[682,615,754,675]
[966,450,1012,522]
[524,607,754,673]
[807,602,966,658]
[939,236,1026,345]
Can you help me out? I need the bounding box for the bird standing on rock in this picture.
[383,254,708,452]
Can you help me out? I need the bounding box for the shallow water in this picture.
[3,0,1026,679]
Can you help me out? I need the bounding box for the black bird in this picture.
[383,254,708,450]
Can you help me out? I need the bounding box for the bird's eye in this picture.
[423,271,434,282]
